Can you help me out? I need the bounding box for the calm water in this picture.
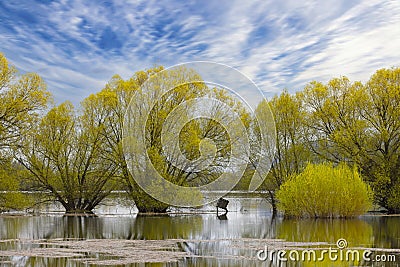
[0,195,399,266]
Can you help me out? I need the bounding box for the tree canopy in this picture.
[0,53,51,211]
[17,102,118,213]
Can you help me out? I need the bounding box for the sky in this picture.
[1,0,400,105]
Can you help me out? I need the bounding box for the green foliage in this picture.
[94,66,251,212]
[17,101,118,213]
[253,92,312,213]
[128,186,170,213]
[387,183,400,212]
[0,159,32,211]
[300,68,400,213]
[276,163,372,218]
[0,53,51,150]
[0,53,50,211]
[2,50,398,215]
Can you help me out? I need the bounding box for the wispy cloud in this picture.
[1,0,399,105]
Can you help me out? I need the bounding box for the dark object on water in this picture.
[216,197,229,212]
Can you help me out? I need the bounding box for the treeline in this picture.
[0,52,399,215]
[257,68,400,214]
[0,53,248,213]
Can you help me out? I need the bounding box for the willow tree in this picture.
[300,68,400,213]
[300,76,368,163]
[92,66,251,212]
[84,67,171,213]
[0,53,50,211]
[251,92,311,214]
[0,158,32,211]
[17,102,118,214]
[359,68,400,213]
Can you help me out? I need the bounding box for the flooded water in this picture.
[0,195,399,266]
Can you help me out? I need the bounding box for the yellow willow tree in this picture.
[84,67,173,213]
[0,159,32,211]
[359,68,400,213]
[91,66,251,212]
[252,92,311,214]
[300,68,400,213]
[300,76,367,163]
[0,53,51,211]
[17,102,118,214]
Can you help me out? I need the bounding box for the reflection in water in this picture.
[364,215,400,249]
[0,198,399,266]
[217,213,228,220]
[60,216,104,239]
[277,219,375,267]
[277,218,374,247]
[127,214,204,240]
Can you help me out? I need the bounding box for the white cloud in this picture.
[1,0,399,106]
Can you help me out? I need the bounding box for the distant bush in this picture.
[0,162,31,212]
[276,163,372,218]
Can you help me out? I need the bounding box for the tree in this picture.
[359,68,400,213]
[254,92,311,214]
[95,66,251,212]
[0,157,32,212]
[300,77,367,163]
[17,102,118,214]
[86,67,171,213]
[0,53,51,150]
[126,67,255,211]
[0,52,50,211]
[300,69,400,213]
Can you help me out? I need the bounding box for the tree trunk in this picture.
[130,186,169,213]
[60,199,96,215]
[64,209,95,215]
[267,190,278,216]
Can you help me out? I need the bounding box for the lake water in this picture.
[0,195,399,266]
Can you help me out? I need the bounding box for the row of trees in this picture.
[0,53,249,213]
[0,51,399,214]
[261,68,400,214]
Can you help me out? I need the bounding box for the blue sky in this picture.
[1,0,399,105]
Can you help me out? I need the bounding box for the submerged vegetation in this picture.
[0,51,399,216]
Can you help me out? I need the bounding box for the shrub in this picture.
[387,182,400,214]
[0,162,31,212]
[276,162,372,218]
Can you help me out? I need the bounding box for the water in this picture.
[0,195,399,266]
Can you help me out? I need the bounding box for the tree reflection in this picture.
[276,218,374,267]
[127,214,203,240]
[365,216,400,249]
[1,212,399,266]
[277,218,373,246]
